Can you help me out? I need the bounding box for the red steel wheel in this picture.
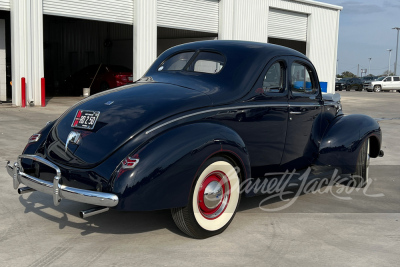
[171,156,241,238]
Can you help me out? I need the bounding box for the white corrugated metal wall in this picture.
[0,0,10,10]
[42,0,134,24]
[219,0,341,94]
[157,0,219,33]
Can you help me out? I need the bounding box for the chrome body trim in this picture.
[5,155,118,208]
[146,103,322,134]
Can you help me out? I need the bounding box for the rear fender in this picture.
[317,114,381,174]
[111,122,250,211]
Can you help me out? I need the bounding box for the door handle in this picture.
[290,111,303,115]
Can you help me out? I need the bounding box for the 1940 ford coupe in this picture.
[6,41,383,238]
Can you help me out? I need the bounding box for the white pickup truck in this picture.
[364,76,400,92]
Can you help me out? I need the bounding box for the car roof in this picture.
[144,40,310,105]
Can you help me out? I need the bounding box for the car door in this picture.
[222,57,289,177]
[393,76,400,89]
[281,57,323,171]
[382,76,392,90]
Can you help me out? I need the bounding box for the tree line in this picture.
[337,70,394,78]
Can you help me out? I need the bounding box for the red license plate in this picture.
[71,110,100,130]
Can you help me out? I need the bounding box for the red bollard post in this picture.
[41,77,46,107]
[21,77,26,108]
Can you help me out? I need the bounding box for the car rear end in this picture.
[109,65,133,88]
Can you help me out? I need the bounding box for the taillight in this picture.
[122,154,140,169]
[28,134,41,143]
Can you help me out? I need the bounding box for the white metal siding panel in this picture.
[134,0,157,80]
[219,0,269,43]
[158,0,219,33]
[268,8,307,41]
[0,0,10,11]
[43,0,134,25]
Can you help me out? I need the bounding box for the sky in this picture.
[323,0,400,76]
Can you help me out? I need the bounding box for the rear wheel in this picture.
[350,138,370,188]
[373,85,381,92]
[171,156,241,239]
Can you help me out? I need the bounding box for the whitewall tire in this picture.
[171,156,241,238]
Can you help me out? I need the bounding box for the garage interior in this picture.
[0,10,11,102]
[43,15,217,97]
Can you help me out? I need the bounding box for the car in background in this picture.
[365,76,400,92]
[336,77,364,91]
[63,64,133,96]
[335,78,350,91]
[344,77,363,91]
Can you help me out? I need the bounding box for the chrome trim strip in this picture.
[5,155,119,208]
[145,103,322,134]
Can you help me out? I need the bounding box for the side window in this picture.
[158,51,195,71]
[188,52,225,74]
[384,77,392,82]
[262,61,285,93]
[291,62,317,95]
[394,77,400,81]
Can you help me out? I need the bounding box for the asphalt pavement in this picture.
[0,91,399,267]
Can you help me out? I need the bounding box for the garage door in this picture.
[0,0,10,11]
[268,8,308,42]
[43,0,133,25]
[157,0,219,33]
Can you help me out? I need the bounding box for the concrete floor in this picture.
[0,92,399,266]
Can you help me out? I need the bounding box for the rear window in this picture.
[158,52,195,71]
[187,52,225,74]
[158,51,225,74]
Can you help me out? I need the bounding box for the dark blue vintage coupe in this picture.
[6,41,383,238]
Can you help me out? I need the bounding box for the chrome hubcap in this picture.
[204,181,223,209]
[198,171,231,219]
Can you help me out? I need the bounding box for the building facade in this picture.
[0,0,342,106]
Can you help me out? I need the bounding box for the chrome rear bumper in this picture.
[6,154,118,208]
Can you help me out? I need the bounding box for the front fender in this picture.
[317,114,381,174]
[111,122,250,211]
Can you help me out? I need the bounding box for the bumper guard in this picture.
[5,154,118,208]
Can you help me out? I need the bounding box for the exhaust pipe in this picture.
[79,206,109,219]
[18,187,36,194]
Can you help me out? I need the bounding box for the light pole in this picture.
[393,27,400,75]
[368,58,372,75]
[387,49,392,75]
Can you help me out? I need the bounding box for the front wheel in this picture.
[171,156,241,239]
[373,85,381,92]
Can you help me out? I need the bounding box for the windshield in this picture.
[377,77,385,81]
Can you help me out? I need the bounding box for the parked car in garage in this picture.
[62,64,133,96]
[365,76,400,92]
[6,40,383,239]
